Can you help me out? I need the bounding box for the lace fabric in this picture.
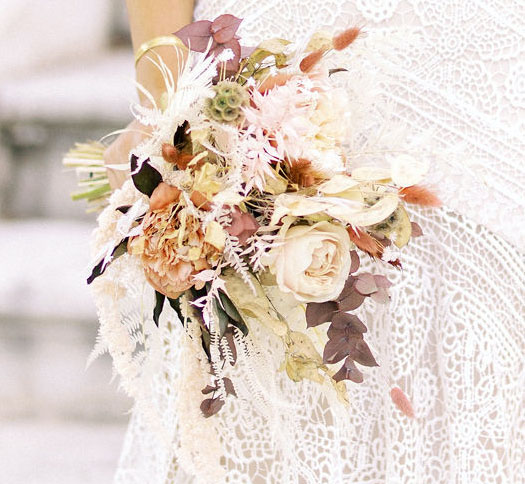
[112,1,525,483]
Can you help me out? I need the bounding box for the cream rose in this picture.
[266,219,351,303]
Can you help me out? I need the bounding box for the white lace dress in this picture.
[112,1,525,483]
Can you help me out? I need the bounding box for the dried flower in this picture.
[161,143,179,164]
[287,158,317,187]
[130,205,222,298]
[149,182,181,211]
[390,387,415,418]
[332,27,361,51]
[399,185,442,207]
[300,49,325,73]
[347,227,384,258]
[226,207,259,245]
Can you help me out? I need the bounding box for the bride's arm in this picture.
[105,0,195,190]
[127,0,195,102]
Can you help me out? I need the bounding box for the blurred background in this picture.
[0,2,136,482]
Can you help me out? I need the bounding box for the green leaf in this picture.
[130,155,162,197]
[87,238,128,285]
[218,290,249,336]
[167,296,184,325]
[213,297,230,339]
[153,291,165,327]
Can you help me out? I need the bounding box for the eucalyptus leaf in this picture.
[213,297,230,338]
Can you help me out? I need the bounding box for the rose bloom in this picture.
[266,219,351,303]
[129,204,221,299]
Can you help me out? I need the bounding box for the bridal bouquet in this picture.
[65,15,439,418]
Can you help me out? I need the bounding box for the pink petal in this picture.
[211,14,242,44]
[390,387,415,418]
[174,20,212,52]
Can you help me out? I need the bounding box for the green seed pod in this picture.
[204,80,249,124]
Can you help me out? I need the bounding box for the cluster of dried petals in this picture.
[129,204,221,298]
[287,158,324,188]
[226,207,259,245]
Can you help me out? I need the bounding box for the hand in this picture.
[103,119,151,190]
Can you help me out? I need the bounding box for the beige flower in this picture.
[266,219,351,303]
[129,204,221,298]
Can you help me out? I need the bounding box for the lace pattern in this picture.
[112,1,525,482]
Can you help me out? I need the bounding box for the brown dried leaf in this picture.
[322,337,350,364]
[338,290,366,311]
[200,396,225,418]
[174,20,213,52]
[349,339,378,367]
[201,385,217,395]
[306,301,338,328]
[210,14,242,44]
[223,377,237,397]
[350,250,360,274]
[355,273,378,295]
[333,357,364,383]
[411,222,424,237]
[330,313,367,333]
